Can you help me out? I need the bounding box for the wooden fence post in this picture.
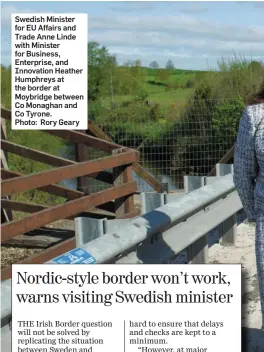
[75,130,90,194]
[1,118,12,222]
[112,148,135,218]
[1,118,8,169]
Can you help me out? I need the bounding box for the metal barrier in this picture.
[1,168,243,331]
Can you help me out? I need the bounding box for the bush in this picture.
[149,104,162,121]
[121,100,134,107]
[186,80,194,88]
[1,65,11,108]
[212,96,245,144]
[97,104,151,125]
[88,102,103,121]
[168,83,223,175]
[166,59,256,177]
[133,88,148,102]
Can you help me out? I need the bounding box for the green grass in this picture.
[102,72,194,109]
[147,89,193,107]
[102,88,192,108]
[5,121,67,213]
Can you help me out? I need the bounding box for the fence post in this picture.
[1,118,12,222]
[112,148,135,218]
[140,192,166,215]
[216,163,237,246]
[184,176,209,264]
[184,175,205,193]
[138,191,167,263]
[161,183,169,193]
[204,176,221,244]
[75,130,90,194]
[75,217,107,247]
[187,235,209,264]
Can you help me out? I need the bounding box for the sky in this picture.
[1,1,264,70]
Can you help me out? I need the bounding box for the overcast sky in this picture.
[1,1,264,70]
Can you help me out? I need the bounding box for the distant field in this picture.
[145,73,197,85]
[102,71,196,108]
[144,87,193,107]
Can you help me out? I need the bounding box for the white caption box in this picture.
[12,264,241,352]
[11,13,88,130]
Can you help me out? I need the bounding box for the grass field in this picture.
[102,86,192,108]
[102,71,196,109]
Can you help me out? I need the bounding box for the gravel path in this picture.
[209,223,261,328]
[1,220,74,268]
[209,222,264,351]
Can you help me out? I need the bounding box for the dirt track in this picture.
[209,222,264,351]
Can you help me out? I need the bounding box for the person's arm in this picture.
[233,107,257,221]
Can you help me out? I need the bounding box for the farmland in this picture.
[1,42,264,202]
[100,68,202,110]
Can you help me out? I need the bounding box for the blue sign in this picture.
[52,248,96,264]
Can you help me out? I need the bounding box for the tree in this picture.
[149,61,159,69]
[248,60,263,73]
[88,41,117,101]
[165,60,175,70]
[123,60,133,67]
[124,60,142,67]
[1,65,12,108]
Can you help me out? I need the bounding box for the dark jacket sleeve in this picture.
[233,107,257,221]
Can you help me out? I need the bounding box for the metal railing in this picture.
[1,167,243,328]
[70,172,241,266]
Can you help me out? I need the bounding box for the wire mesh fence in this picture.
[63,97,241,194]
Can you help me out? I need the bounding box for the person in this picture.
[233,86,264,330]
